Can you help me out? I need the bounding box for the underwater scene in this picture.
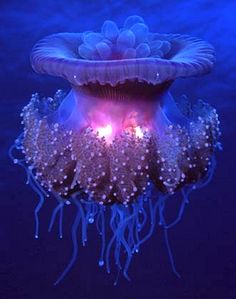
[0,1,236,298]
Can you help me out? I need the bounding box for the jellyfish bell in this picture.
[10,15,221,284]
[30,22,215,132]
[28,16,218,203]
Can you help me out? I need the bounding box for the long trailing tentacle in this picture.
[164,189,188,229]
[133,196,159,253]
[96,207,106,267]
[9,134,49,238]
[105,204,138,279]
[54,196,81,285]
[158,194,181,279]
[48,200,64,239]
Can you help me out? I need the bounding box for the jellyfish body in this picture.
[10,16,221,284]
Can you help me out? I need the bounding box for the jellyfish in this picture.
[9,15,221,285]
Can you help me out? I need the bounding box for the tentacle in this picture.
[54,196,81,285]
[158,195,181,279]
[96,207,106,267]
[164,189,188,229]
[133,196,159,252]
[48,201,64,234]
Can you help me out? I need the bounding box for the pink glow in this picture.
[73,91,159,141]
[95,123,147,143]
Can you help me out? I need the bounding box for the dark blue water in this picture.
[1,1,236,298]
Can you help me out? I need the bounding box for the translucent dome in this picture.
[31,16,215,86]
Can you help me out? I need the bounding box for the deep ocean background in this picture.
[1,1,236,298]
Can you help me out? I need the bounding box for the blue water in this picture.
[1,1,236,298]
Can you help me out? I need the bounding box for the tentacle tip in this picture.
[53,280,60,286]
[98,260,104,267]
[132,247,139,254]
[123,271,131,281]
[88,217,94,224]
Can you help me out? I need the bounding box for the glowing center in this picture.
[96,124,146,143]
[134,126,144,138]
[97,124,113,139]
